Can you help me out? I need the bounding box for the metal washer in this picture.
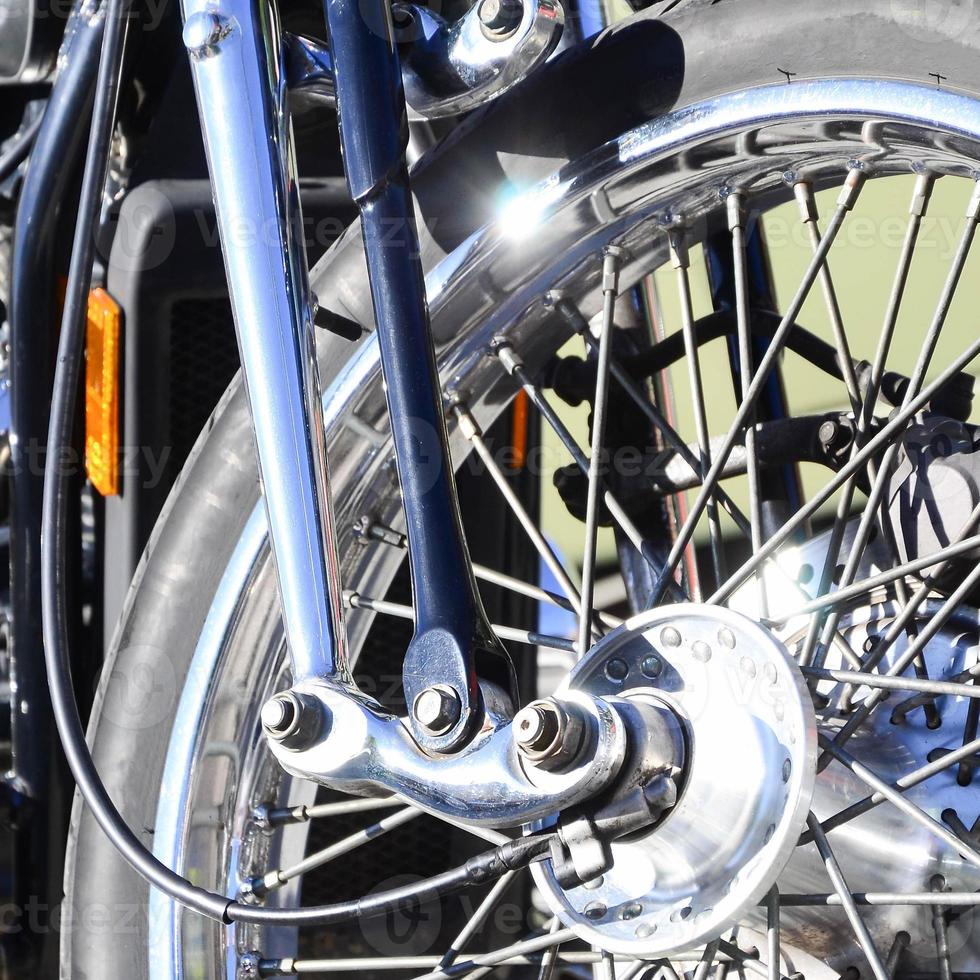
[531,604,817,955]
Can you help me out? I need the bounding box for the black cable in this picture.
[39,1,556,928]
[0,113,44,185]
[39,0,233,923]
[228,834,555,926]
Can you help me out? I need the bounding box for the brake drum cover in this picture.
[532,605,817,955]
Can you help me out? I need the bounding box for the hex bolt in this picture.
[478,0,523,37]
[261,691,323,751]
[413,685,462,736]
[818,417,855,461]
[513,697,586,771]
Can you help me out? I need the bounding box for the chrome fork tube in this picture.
[180,0,347,682]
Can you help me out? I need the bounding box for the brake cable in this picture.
[40,0,554,928]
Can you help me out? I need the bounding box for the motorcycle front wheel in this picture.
[64,1,980,976]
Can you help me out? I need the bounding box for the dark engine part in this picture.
[547,307,975,423]
[0,0,62,84]
[886,412,980,568]
[553,412,869,526]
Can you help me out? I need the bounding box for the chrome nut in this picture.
[514,697,586,772]
[260,691,323,750]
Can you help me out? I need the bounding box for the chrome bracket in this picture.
[281,0,564,122]
[266,682,627,827]
[397,0,564,118]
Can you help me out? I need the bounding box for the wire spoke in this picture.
[802,666,980,702]
[495,341,687,600]
[249,806,424,897]
[827,559,980,754]
[651,168,867,603]
[728,194,767,609]
[345,590,577,653]
[799,734,980,844]
[361,520,623,629]
[439,872,519,970]
[451,402,598,636]
[556,299,753,539]
[767,529,980,625]
[669,229,726,590]
[778,893,980,907]
[710,334,980,605]
[766,887,780,980]
[411,926,581,980]
[578,248,622,656]
[807,178,980,668]
[892,660,980,724]
[820,736,980,872]
[856,501,980,676]
[263,795,401,827]
[805,813,890,980]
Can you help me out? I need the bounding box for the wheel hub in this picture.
[532,605,817,955]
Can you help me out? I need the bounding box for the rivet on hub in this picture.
[691,640,712,663]
[660,627,681,647]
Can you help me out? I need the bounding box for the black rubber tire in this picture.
[63,1,980,976]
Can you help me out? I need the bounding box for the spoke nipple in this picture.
[236,950,264,979]
[250,803,274,832]
[514,697,586,771]
[666,230,689,270]
[793,180,818,224]
[261,691,324,750]
[967,178,980,222]
[838,165,867,210]
[726,192,745,232]
[492,339,523,376]
[452,402,481,440]
[238,877,267,904]
[413,685,462,736]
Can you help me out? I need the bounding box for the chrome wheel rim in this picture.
[145,78,980,978]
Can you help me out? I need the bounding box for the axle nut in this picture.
[413,685,462,736]
[478,0,523,37]
[261,691,323,750]
[514,698,586,772]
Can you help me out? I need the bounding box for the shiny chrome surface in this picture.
[283,32,336,109]
[268,681,627,826]
[145,78,980,976]
[533,606,817,955]
[398,0,563,119]
[181,0,347,682]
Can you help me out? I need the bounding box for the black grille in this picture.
[167,297,239,467]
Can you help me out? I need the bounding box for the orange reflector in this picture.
[510,388,529,470]
[84,287,122,496]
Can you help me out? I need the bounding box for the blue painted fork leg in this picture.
[181,0,348,683]
[323,0,513,751]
